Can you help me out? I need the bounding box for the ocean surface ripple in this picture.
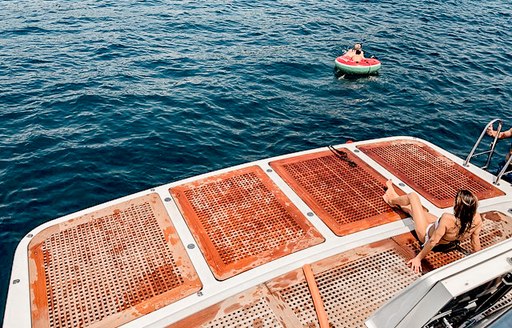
[0,0,511,319]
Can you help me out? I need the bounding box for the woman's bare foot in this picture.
[383,180,399,206]
[383,180,413,214]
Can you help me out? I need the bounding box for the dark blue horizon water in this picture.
[1,0,511,323]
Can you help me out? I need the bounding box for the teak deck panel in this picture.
[269,148,407,236]
[170,165,324,280]
[357,140,505,208]
[28,193,201,328]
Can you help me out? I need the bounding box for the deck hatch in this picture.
[29,194,201,328]
[197,297,281,328]
[357,140,505,208]
[170,166,324,280]
[269,148,406,236]
[171,240,420,328]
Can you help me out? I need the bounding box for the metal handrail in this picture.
[463,119,503,169]
[494,154,512,185]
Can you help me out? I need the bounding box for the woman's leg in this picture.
[383,180,436,243]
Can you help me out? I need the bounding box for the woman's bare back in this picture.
[433,212,482,245]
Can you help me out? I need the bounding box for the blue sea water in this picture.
[1,0,511,322]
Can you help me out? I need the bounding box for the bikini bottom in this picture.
[422,223,435,247]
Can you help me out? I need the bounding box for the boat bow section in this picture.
[4,136,512,327]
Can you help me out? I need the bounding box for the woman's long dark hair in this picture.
[453,190,478,237]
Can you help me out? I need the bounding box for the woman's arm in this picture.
[407,241,435,273]
[471,214,482,252]
[345,49,355,57]
[407,215,448,273]
[487,127,512,139]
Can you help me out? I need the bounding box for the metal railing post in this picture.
[494,155,512,185]
[463,119,502,169]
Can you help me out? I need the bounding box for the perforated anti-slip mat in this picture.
[169,238,420,328]
[169,211,512,327]
[167,285,301,328]
[357,139,505,208]
[269,147,407,236]
[28,193,201,328]
[170,165,324,280]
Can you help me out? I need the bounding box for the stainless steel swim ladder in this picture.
[464,119,512,184]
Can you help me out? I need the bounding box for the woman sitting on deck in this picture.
[383,181,482,273]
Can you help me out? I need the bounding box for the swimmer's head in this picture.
[354,43,362,50]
